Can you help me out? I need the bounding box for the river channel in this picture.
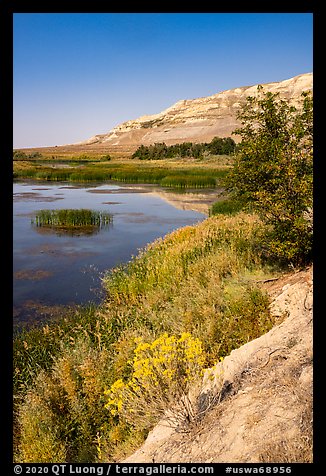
[13,180,220,326]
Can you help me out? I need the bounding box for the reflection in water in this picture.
[31,223,111,237]
[14,269,54,280]
[150,188,223,214]
[13,191,65,202]
[86,184,223,214]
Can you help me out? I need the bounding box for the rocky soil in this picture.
[123,266,313,463]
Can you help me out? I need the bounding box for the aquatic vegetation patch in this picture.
[14,161,229,188]
[14,269,54,281]
[161,175,216,188]
[31,209,112,234]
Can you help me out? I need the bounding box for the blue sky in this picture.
[13,13,313,148]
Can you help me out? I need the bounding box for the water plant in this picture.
[14,161,229,188]
[161,175,216,188]
[31,209,112,234]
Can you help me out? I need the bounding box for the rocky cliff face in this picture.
[80,73,312,150]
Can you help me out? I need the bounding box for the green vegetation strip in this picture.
[13,162,229,188]
[32,209,112,229]
[209,199,246,216]
[131,136,236,160]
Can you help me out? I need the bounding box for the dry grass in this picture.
[257,368,313,463]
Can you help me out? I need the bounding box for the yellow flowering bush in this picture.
[104,332,206,430]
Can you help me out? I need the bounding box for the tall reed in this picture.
[14,162,229,188]
[31,209,112,229]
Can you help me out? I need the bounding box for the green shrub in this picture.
[131,137,236,160]
[17,371,68,462]
[16,337,114,463]
[210,199,245,216]
[100,154,111,161]
[226,89,313,266]
[13,150,43,160]
[261,216,313,265]
[219,283,273,356]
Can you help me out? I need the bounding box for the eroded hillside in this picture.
[79,73,312,150]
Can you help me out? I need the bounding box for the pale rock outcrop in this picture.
[79,73,312,150]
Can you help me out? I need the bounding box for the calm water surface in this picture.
[13,181,216,325]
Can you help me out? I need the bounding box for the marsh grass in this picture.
[161,175,216,188]
[14,161,229,188]
[31,209,112,233]
[14,212,280,463]
[13,305,100,395]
